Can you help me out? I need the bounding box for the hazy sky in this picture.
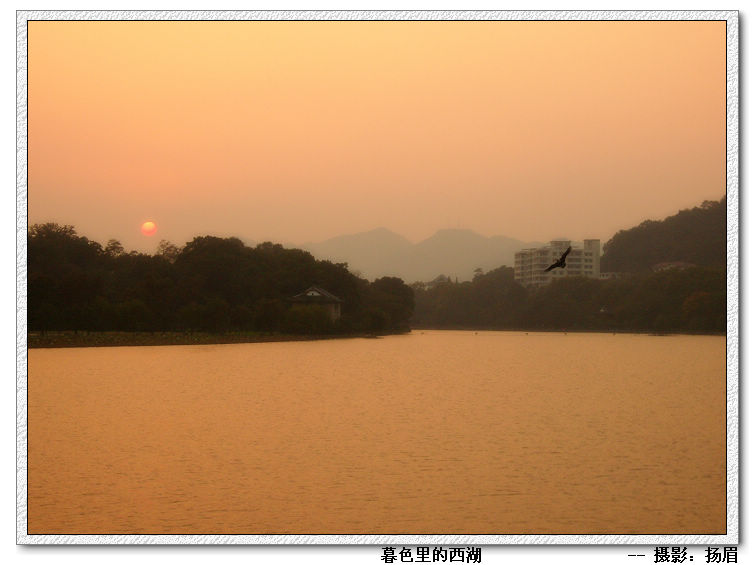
[28,20,725,252]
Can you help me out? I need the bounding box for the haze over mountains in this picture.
[301,228,543,283]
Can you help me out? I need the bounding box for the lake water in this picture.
[27,330,726,535]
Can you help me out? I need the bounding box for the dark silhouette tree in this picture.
[601,197,725,272]
[28,224,418,335]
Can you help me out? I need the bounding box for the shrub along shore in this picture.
[27,326,723,349]
[27,330,396,349]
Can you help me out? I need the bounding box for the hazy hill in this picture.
[303,228,542,282]
[601,197,726,273]
[302,227,413,278]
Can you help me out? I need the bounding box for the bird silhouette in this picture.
[544,246,571,272]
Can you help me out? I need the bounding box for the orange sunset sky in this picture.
[28,20,726,252]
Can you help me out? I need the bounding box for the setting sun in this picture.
[141,221,157,236]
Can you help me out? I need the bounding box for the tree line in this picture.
[29,192,727,338]
[28,223,414,335]
[601,197,725,273]
[412,196,726,333]
[411,265,724,333]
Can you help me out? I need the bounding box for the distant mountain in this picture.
[302,228,413,279]
[303,228,542,282]
[601,197,726,273]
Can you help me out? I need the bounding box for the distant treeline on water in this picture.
[28,224,414,335]
[411,264,724,333]
[28,198,726,338]
[413,197,726,333]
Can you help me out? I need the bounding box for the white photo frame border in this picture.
[16,9,739,546]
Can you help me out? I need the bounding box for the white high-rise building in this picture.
[514,239,601,287]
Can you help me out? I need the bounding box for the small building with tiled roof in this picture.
[289,286,343,321]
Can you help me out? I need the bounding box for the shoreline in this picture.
[411,326,725,337]
[27,330,394,349]
[27,326,724,348]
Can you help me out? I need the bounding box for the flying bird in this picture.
[544,246,571,272]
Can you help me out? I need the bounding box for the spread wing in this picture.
[544,263,557,272]
[559,246,572,262]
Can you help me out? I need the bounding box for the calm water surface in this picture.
[28,331,725,534]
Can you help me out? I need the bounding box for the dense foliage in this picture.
[412,267,525,328]
[601,198,725,273]
[411,266,725,333]
[411,196,726,334]
[28,224,414,334]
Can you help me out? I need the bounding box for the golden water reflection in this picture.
[28,331,726,535]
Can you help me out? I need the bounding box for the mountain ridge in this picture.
[301,227,543,283]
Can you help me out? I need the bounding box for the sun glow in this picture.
[141,221,157,236]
